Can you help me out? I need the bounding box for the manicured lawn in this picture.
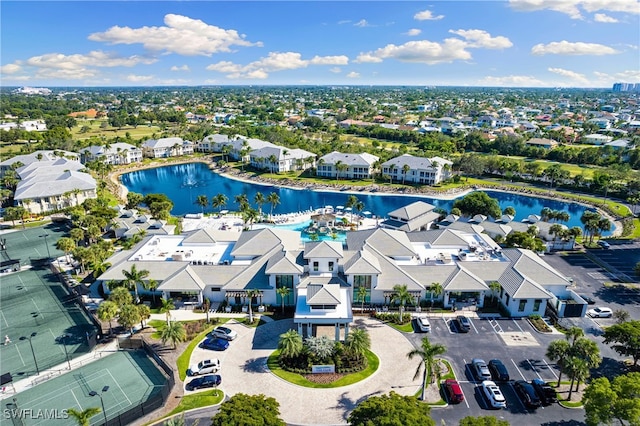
[386,321,415,333]
[70,120,163,141]
[166,389,225,417]
[267,349,379,388]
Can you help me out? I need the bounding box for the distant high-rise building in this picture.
[612,82,639,92]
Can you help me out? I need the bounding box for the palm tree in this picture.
[144,279,159,304]
[345,328,371,361]
[278,329,303,360]
[276,286,291,314]
[242,208,259,230]
[402,164,410,184]
[56,237,76,263]
[195,195,208,214]
[121,264,149,303]
[429,282,443,310]
[212,193,228,214]
[565,326,585,346]
[407,336,447,400]
[388,164,396,184]
[118,304,141,335]
[161,321,186,349]
[246,289,261,323]
[267,192,280,218]
[356,286,368,313]
[254,192,266,216]
[67,407,102,426]
[546,339,571,387]
[97,300,118,336]
[108,286,133,307]
[268,154,278,174]
[488,281,501,306]
[137,304,151,329]
[160,298,175,325]
[234,193,249,212]
[202,298,211,323]
[345,195,358,223]
[390,284,414,324]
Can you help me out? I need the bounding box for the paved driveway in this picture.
[188,317,421,425]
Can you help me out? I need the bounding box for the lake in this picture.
[120,162,598,231]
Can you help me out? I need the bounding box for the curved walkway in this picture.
[186,317,420,425]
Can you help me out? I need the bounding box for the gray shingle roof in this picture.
[346,228,416,258]
[343,248,382,274]
[388,201,436,221]
[265,251,304,274]
[307,283,341,305]
[231,228,300,257]
[318,151,379,166]
[303,241,344,259]
[14,169,96,200]
[158,266,206,291]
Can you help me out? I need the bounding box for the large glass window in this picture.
[533,299,542,312]
[276,275,294,305]
[354,275,372,303]
[518,300,527,312]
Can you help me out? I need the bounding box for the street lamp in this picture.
[19,332,39,375]
[59,334,71,370]
[89,386,109,426]
[39,234,51,260]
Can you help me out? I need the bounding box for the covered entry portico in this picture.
[294,278,352,341]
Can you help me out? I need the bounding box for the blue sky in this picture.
[1,1,638,87]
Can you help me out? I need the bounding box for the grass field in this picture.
[70,120,164,141]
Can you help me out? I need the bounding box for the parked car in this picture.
[597,240,610,249]
[481,380,507,409]
[416,316,431,333]
[443,379,464,404]
[209,326,237,341]
[455,315,471,333]
[579,294,596,305]
[488,359,510,382]
[200,337,229,351]
[185,374,222,391]
[514,380,541,408]
[531,378,558,405]
[189,359,221,376]
[472,358,492,381]
[588,307,613,318]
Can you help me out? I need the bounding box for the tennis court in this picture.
[1,225,97,378]
[1,350,169,426]
[0,223,69,267]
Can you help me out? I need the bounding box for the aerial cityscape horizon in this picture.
[1,1,638,87]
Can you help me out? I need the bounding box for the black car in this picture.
[531,378,558,405]
[488,359,510,382]
[455,315,471,333]
[514,380,541,408]
[185,374,222,391]
[579,294,596,305]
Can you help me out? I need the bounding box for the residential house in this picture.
[525,138,558,149]
[316,151,379,179]
[80,142,143,165]
[142,137,193,158]
[249,146,316,173]
[0,150,79,177]
[381,154,453,185]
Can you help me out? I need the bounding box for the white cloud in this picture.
[508,0,640,19]
[548,67,589,82]
[0,63,22,74]
[354,19,371,27]
[531,40,619,55]
[125,74,154,82]
[594,13,619,22]
[88,14,262,56]
[346,71,360,78]
[477,75,547,87]
[26,51,156,69]
[1,75,31,81]
[207,52,348,79]
[449,29,513,49]
[329,67,342,73]
[337,20,351,25]
[405,29,422,36]
[414,10,445,21]
[170,65,190,72]
[356,38,472,65]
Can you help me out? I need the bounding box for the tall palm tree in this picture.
[160,298,175,325]
[161,321,186,349]
[137,304,151,329]
[108,286,133,307]
[565,326,585,346]
[212,193,228,214]
[268,154,278,174]
[67,407,102,426]
[429,282,443,310]
[97,300,118,336]
[346,195,358,223]
[388,164,396,184]
[267,192,280,218]
[278,329,303,360]
[234,193,249,212]
[195,195,208,214]
[402,164,410,184]
[246,289,261,323]
[390,284,415,324]
[56,237,76,263]
[546,339,571,387]
[121,264,149,303]
[407,336,447,400]
[276,286,291,314]
[488,281,501,305]
[242,208,259,230]
[254,192,266,216]
[144,279,159,304]
[345,328,371,361]
[356,285,368,313]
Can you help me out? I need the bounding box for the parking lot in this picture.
[406,313,585,424]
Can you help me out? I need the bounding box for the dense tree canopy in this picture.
[211,393,285,426]
[583,372,640,426]
[602,320,640,366]
[347,392,434,426]
[452,191,501,219]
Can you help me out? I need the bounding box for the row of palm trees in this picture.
[195,191,281,219]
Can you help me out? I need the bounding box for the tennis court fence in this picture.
[101,338,175,426]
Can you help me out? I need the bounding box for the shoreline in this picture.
[109,158,625,235]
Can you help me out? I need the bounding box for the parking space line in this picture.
[470,318,479,334]
[526,359,543,380]
[542,360,558,380]
[443,318,455,334]
[489,318,503,334]
[512,319,524,333]
[510,359,526,380]
[507,382,526,411]
[450,366,470,408]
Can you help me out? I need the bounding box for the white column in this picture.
[344,324,349,340]
[335,324,340,341]
[298,323,303,336]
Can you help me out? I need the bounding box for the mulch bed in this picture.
[303,372,345,384]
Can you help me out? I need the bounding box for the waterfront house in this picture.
[142,137,193,158]
[80,142,143,165]
[316,151,379,179]
[381,154,453,185]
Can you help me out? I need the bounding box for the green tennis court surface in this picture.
[1,350,168,425]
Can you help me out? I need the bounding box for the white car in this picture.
[210,326,237,341]
[588,307,613,318]
[416,316,431,333]
[189,359,221,376]
[482,380,507,409]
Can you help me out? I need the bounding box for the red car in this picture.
[443,379,464,404]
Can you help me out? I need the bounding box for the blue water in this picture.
[120,162,600,232]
